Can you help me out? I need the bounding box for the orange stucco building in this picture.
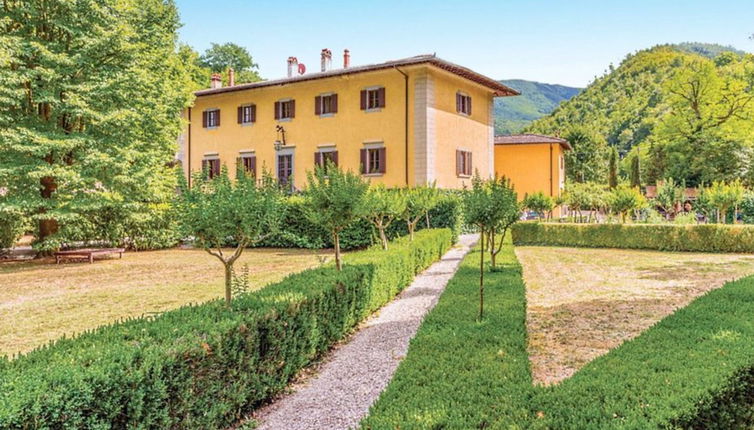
[494,134,571,214]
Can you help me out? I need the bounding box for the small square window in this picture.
[320,94,337,115]
[202,158,220,178]
[457,150,472,177]
[204,109,220,128]
[240,105,255,124]
[456,93,472,115]
[276,100,295,120]
[362,147,385,175]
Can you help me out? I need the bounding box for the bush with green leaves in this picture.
[606,184,647,222]
[512,222,754,253]
[363,185,407,250]
[177,169,284,306]
[522,192,554,220]
[0,229,454,429]
[401,185,440,241]
[363,235,754,429]
[0,205,25,253]
[563,182,608,222]
[653,177,683,220]
[305,163,369,270]
[706,179,745,224]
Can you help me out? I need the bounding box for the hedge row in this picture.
[258,192,464,250]
[362,236,754,429]
[512,222,754,253]
[0,229,454,429]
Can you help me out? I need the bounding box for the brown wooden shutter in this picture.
[314,96,321,115]
[360,90,367,110]
[250,156,257,177]
[202,159,208,174]
[212,159,220,177]
[250,104,256,123]
[378,147,386,173]
[467,97,472,115]
[360,148,367,173]
[290,100,295,118]
[332,151,338,166]
[314,151,322,167]
[202,111,208,128]
[237,106,243,124]
[456,93,461,113]
[467,151,472,175]
[215,110,220,127]
[456,150,461,175]
[378,87,386,108]
[274,102,280,120]
[332,94,338,113]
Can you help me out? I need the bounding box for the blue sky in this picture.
[176,0,753,87]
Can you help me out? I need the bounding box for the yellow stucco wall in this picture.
[183,64,499,189]
[431,69,494,189]
[494,142,566,201]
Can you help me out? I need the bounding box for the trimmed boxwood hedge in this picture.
[362,236,754,429]
[0,229,454,429]
[512,222,754,253]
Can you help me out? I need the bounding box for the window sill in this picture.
[205,126,219,130]
[240,122,254,127]
[363,173,384,177]
[457,111,471,117]
[457,174,472,179]
[277,118,293,122]
[364,108,382,113]
[319,113,336,118]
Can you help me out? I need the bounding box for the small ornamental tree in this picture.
[523,192,554,220]
[464,174,520,320]
[364,185,407,250]
[305,163,369,270]
[177,168,284,307]
[654,178,683,220]
[607,185,647,223]
[630,154,642,188]
[706,180,745,223]
[401,185,440,241]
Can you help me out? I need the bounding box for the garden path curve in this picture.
[251,234,478,430]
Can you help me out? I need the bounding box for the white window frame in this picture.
[277,98,294,122]
[240,104,255,126]
[362,141,385,176]
[319,92,336,117]
[206,108,220,128]
[365,86,382,112]
[457,92,471,116]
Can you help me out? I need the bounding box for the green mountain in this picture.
[525,42,748,154]
[494,80,581,135]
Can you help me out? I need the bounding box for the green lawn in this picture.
[0,247,329,357]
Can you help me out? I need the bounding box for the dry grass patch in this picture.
[516,246,754,386]
[0,247,330,357]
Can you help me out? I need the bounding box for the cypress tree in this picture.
[608,146,619,189]
[630,154,642,188]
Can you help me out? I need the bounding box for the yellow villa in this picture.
[179,50,518,188]
[178,49,570,205]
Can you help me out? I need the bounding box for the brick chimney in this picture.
[228,68,235,86]
[343,49,350,68]
[287,56,298,78]
[210,73,222,89]
[320,48,332,72]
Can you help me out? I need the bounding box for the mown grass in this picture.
[0,247,329,357]
[362,237,754,429]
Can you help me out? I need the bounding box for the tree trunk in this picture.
[379,226,388,250]
[425,212,431,229]
[38,175,59,246]
[408,221,415,241]
[334,230,342,271]
[224,263,233,307]
[489,229,497,269]
[479,228,485,321]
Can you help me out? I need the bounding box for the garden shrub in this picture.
[0,207,25,252]
[512,222,754,253]
[363,234,754,429]
[0,229,454,429]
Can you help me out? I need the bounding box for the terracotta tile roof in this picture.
[194,54,519,98]
[494,134,572,150]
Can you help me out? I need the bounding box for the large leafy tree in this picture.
[199,42,261,84]
[0,0,193,251]
[562,126,608,183]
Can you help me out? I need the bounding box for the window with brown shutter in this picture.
[315,150,338,172]
[456,92,472,115]
[361,147,386,174]
[202,158,220,178]
[277,100,295,120]
[316,94,337,116]
[204,109,220,128]
[240,154,256,177]
[238,105,256,125]
[362,87,384,110]
[456,150,472,176]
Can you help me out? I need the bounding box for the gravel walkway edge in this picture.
[251,234,478,430]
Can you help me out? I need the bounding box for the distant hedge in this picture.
[0,229,454,429]
[512,222,754,253]
[258,192,463,250]
[363,236,754,429]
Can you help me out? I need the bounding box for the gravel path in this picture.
[252,234,478,430]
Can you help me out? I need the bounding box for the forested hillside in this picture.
[526,43,754,186]
[494,80,581,135]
